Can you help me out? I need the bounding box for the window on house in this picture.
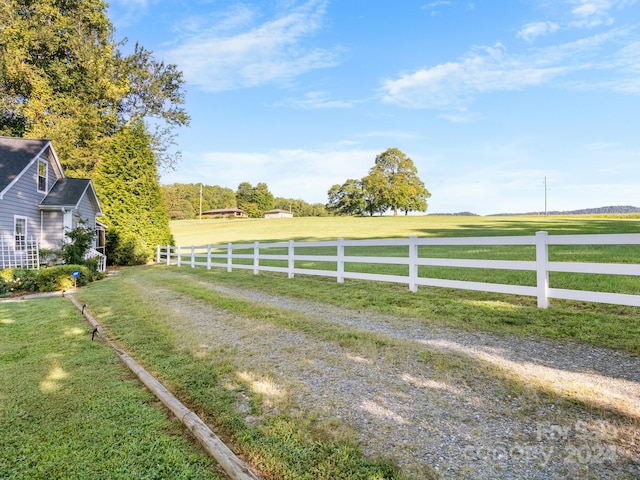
[37,159,47,192]
[14,217,27,252]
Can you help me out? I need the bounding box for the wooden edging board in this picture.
[66,294,261,480]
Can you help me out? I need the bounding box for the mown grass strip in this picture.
[75,269,407,480]
[160,265,640,354]
[0,298,222,480]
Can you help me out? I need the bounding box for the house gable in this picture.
[0,137,64,199]
[40,178,103,217]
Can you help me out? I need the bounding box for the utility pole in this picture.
[544,176,548,216]
[199,183,203,222]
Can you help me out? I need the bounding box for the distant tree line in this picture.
[327,148,431,216]
[161,182,329,219]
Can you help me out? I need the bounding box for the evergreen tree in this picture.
[94,123,173,265]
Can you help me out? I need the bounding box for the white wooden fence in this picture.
[0,235,39,270]
[156,232,640,309]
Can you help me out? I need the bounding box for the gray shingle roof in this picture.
[0,136,50,193]
[40,178,91,208]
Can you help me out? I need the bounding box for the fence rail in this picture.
[0,236,40,270]
[156,231,640,309]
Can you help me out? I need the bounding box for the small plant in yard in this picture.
[60,220,96,265]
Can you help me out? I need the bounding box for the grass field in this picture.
[170,214,640,245]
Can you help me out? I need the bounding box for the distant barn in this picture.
[202,208,247,219]
[264,209,293,219]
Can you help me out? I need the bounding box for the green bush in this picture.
[37,265,90,291]
[0,264,103,295]
[0,268,39,294]
[106,230,151,266]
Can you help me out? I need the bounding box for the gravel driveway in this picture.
[145,277,640,479]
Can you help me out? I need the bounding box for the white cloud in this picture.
[438,110,483,123]
[164,0,341,92]
[176,4,258,36]
[568,0,638,27]
[109,0,157,27]
[279,91,357,109]
[517,21,560,42]
[381,26,638,109]
[380,43,569,109]
[421,1,452,15]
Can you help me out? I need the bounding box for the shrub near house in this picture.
[0,264,101,296]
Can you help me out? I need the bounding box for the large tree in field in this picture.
[327,148,431,216]
[236,182,274,218]
[363,148,431,216]
[326,179,366,216]
[94,122,173,265]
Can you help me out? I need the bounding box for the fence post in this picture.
[190,245,195,268]
[166,245,170,265]
[254,241,260,275]
[535,231,549,309]
[337,237,345,283]
[409,236,418,293]
[227,243,233,272]
[207,244,212,270]
[177,246,182,267]
[156,245,160,264]
[288,240,295,279]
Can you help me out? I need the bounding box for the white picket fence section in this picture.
[0,235,40,270]
[156,231,640,309]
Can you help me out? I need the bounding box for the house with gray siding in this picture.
[0,137,105,270]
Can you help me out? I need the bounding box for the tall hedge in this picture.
[94,123,174,265]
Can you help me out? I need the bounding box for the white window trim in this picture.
[37,158,48,193]
[14,215,27,253]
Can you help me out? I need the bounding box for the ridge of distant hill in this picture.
[428,206,640,217]
[487,205,640,216]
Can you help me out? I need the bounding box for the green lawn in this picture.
[0,298,222,480]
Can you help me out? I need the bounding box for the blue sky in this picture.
[107,0,640,215]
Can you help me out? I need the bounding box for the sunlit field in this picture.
[170,214,640,246]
